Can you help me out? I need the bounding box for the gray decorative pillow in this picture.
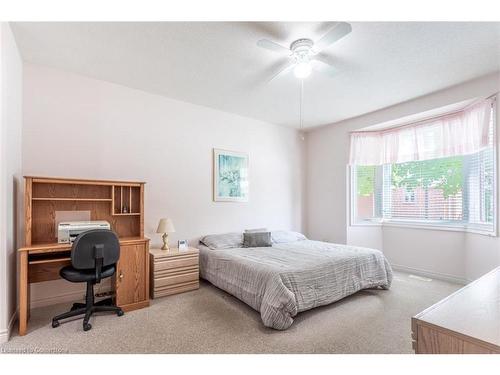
[245,228,268,233]
[200,232,243,249]
[243,232,272,248]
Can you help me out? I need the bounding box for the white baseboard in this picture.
[1,294,80,343]
[0,309,18,344]
[1,288,112,343]
[391,263,469,285]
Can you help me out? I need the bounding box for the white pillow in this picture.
[271,230,307,244]
[200,232,243,249]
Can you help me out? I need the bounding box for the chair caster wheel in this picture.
[83,323,92,331]
[52,320,60,328]
[117,309,124,317]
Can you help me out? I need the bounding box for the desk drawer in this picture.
[153,254,198,272]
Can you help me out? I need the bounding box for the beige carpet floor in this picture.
[1,271,460,354]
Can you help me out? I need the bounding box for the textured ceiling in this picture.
[11,22,500,128]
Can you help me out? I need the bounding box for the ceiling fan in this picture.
[257,22,352,81]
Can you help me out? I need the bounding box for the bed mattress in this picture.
[198,239,393,330]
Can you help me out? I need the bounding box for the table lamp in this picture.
[156,218,175,251]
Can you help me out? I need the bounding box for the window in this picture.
[351,100,496,234]
[404,189,415,203]
[355,165,380,220]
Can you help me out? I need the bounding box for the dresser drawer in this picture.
[153,281,199,298]
[154,270,199,288]
[154,254,198,272]
[149,247,200,299]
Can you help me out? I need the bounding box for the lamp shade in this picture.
[156,218,175,233]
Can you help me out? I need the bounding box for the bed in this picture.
[198,231,393,330]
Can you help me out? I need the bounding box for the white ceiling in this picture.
[11,22,500,129]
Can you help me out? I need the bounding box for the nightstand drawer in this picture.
[150,247,200,299]
[155,265,198,279]
[153,281,199,297]
[154,270,199,288]
[154,254,198,272]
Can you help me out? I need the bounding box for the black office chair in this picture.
[52,229,124,331]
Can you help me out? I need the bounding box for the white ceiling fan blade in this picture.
[311,57,337,78]
[257,39,290,54]
[315,53,336,66]
[314,22,352,52]
[267,62,295,82]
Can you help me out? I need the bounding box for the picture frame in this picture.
[178,240,188,251]
[213,148,249,202]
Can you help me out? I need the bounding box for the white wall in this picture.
[22,63,304,305]
[0,23,23,343]
[15,54,500,312]
[306,72,500,283]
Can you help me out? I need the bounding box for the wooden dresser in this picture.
[18,176,150,336]
[412,267,500,354]
[150,247,199,298]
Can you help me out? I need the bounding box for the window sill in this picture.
[351,220,496,237]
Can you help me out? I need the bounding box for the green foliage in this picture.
[356,166,376,196]
[391,156,463,198]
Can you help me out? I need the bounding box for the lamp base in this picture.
[161,233,170,251]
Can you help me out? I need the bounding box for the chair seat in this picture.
[60,264,116,282]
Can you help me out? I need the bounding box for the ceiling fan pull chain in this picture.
[300,79,303,130]
[299,79,305,140]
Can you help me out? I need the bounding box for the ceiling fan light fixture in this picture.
[257,23,351,82]
[294,61,312,79]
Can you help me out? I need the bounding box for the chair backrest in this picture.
[71,229,120,270]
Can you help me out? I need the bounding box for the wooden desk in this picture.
[18,237,150,336]
[412,267,500,354]
[18,176,150,336]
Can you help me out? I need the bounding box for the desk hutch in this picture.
[18,176,150,336]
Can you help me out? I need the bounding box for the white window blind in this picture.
[351,100,496,234]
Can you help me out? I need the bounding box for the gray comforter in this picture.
[199,240,393,330]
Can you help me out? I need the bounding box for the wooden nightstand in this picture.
[149,247,199,298]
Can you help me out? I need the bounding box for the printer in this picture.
[57,221,111,244]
